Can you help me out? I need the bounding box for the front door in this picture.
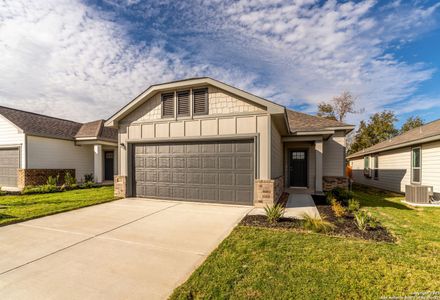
[104,151,114,181]
[289,150,308,187]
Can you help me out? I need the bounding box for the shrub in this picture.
[354,211,380,231]
[46,175,59,186]
[84,173,94,183]
[22,185,60,195]
[354,211,368,231]
[81,181,96,189]
[264,204,285,224]
[64,172,76,187]
[331,187,354,206]
[331,200,347,218]
[348,199,360,213]
[302,214,335,233]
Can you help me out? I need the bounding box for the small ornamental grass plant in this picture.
[302,213,335,233]
[264,204,286,224]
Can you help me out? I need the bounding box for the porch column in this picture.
[315,139,323,193]
[94,145,103,183]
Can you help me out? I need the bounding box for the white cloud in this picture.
[0,0,260,121]
[0,0,439,124]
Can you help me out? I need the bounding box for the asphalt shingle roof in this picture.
[286,109,352,132]
[0,106,117,142]
[347,119,440,159]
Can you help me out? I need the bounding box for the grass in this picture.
[0,186,117,226]
[171,185,440,299]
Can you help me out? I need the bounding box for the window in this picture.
[373,155,379,180]
[161,92,174,118]
[363,156,370,177]
[412,147,421,183]
[193,88,208,115]
[177,90,190,116]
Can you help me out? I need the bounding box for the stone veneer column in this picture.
[114,175,127,198]
[315,140,323,193]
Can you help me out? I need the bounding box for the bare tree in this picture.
[317,91,363,122]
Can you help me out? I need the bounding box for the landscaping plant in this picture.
[46,175,59,186]
[64,172,77,187]
[331,187,354,206]
[264,204,285,224]
[348,199,360,213]
[84,173,94,183]
[331,199,347,217]
[354,211,368,231]
[302,213,335,233]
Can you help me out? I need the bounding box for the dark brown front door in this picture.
[289,150,307,187]
[104,151,114,181]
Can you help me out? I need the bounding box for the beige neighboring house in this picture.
[347,119,440,195]
[105,77,354,206]
[0,106,118,190]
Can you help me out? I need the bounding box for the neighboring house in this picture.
[105,77,354,206]
[347,119,440,195]
[0,106,118,190]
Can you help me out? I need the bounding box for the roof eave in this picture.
[347,134,440,159]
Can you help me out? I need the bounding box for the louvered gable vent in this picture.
[161,92,174,118]
[177,90,190,116]
[193,88,208,115]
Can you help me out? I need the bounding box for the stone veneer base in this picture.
[254,176,284,207]
[114,175,127,198]
[18,169,76,189]
[323,176,349,191]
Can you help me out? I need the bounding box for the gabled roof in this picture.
[0,106,117,142]
[347,119,440,159]
[105,77,285,127]
[0,106,82,140]
[286,109,353,133]
[75,120,118,142]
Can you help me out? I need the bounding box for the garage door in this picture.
[134,140,254,205]
[0,148,19,187]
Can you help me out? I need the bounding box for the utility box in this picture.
[405,185,433,204]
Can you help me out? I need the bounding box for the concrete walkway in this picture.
[249,193,320,219]
[284,194,320,219]
[0,199,251,300]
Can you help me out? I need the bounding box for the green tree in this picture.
[348,111,398,154]
[400,116,424,134]
[317,91,361,122]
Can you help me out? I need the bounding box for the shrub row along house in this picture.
[347,119,440,200]
[0,106,117,190]
[1,78,354,206]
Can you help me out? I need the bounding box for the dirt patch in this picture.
[317,205,395,243]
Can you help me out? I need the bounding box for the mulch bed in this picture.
[240,215,304,230]
[240,194,395,243]
[316,205,396,243]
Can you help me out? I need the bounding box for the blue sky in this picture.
[0,0,439,128]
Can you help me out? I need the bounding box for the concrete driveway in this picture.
[0,198,251,300]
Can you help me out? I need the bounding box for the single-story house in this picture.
[105,77,354,206]
[347,119,440,196]
[0,106,118,190]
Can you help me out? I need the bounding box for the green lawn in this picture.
[171,186,440,299]
[0,186,117,226]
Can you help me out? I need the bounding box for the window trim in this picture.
[411,146,422,184]
[373,155,379,180]
[161,92,175,119]
[192,88,209,116]
[363,156,371,178]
